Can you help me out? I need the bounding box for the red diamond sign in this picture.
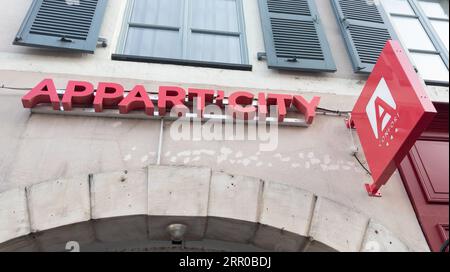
[351,40,437,197]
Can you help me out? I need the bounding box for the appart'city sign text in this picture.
[21,79,321,125]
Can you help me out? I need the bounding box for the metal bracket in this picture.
[365,183,382,197]
[345,118,356,129]
[257,52,267,61]
[342,18,350,29]
[312,15,319,24]
[97,37,108,48]
[60,36,73,43]
[356,66,366,72]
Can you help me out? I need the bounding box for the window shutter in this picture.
[331,0,396,73]
[258,0,336,72]
[13,0,107,53]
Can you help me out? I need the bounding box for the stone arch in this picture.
[0,165,410,252]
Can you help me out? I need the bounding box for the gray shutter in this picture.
[331,0,396,73]
[258,0,336,72]
[13,0,107,53]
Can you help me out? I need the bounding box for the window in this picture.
[381,0,449,84]
[113,0,250,70]
[419,0,449,51]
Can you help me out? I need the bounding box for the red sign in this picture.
[352,40,437,197]
[21,80,321,125]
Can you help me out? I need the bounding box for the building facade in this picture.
[0,0,448,252]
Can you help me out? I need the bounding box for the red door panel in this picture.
[398,103,449,252]
[410,140,449,203]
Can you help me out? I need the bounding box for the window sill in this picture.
[111,54,252,71]
[425,80,449,87]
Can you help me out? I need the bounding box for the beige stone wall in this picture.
[0,86,430,251]
[0,165,414,252]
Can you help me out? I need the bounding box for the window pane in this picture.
[411,52,449,82]
[381,0,415,15]
[189,33,241,63]
[191,0,239,32]
[124,28,181,59]
[392,16,436,50]
[131,0,182,27]
[418,0,449,19]
[430,19,450,51]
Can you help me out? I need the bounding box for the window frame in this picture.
[379,0,449,86]
[112,0,251,71]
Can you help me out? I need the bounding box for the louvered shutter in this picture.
[258,0,336,72]
[331,0,397,73]
[13,0,107,53]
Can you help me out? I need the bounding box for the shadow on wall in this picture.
[0,216,335,252]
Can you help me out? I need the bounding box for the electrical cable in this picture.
[353,153,372,176]
[345,113,372,175]
[316,106,352,115]
[0,85,31,91]
[348,114,358,151]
